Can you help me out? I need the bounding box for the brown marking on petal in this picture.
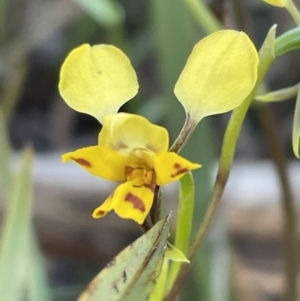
[71,157,92,168]
[94,210,105,217]
[171,163,188,178]
[125,193,146,212]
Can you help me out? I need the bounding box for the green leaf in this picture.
[0,147,33,301]
[0,109,11,196]
[78,215,171,301]
[166,172,194,290]
[275,27,300,57]
[255,83,299,102]
[148,259,169,301]
[258,25,277,83]
[174,172,195,254]
[165,243,189,263]
[72,0,124,26]
[27,231,52,301]
[293,84,300,158]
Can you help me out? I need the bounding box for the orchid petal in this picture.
[99,113,169,156]
[174,30,258,123]
[153,152,201,186]
[59,44,138,123]
[62,145,127,181]
[93,181,154,224]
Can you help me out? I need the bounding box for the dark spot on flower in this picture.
[125,193,145,212]
[94,210,105,217]
[171,163,188,177]
[71,157,92,168]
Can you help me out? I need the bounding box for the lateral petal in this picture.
[153,152,201,185]
[62,145,127,181]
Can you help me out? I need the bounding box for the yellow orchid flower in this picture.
[62,113,200,224]
[59,30,258,224]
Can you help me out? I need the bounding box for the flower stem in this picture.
[169,114,197,153]
[255,104,298,301]
[286,0,300,26]
[150,185,162,224]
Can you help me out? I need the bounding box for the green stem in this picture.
[151,186,162,224]
[255,105,298,301]
[183,0,223,33]
[286,0,300,26]
[275,27,300,56]
[164,27,276,301]
[169,114,197,153]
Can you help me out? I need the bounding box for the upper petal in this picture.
[153,152,201,185]
[174,30,259,123]
[98,113,169,156]
[62,145,127,181]
[59,44,139,123]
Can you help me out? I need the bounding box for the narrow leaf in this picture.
[165,243,189,263]
[0,109,11,195]
[257,25,277,84]
[78,215,171,301]
[256,83,299,102]
[0,147,33,300]
[27,231,52,301]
